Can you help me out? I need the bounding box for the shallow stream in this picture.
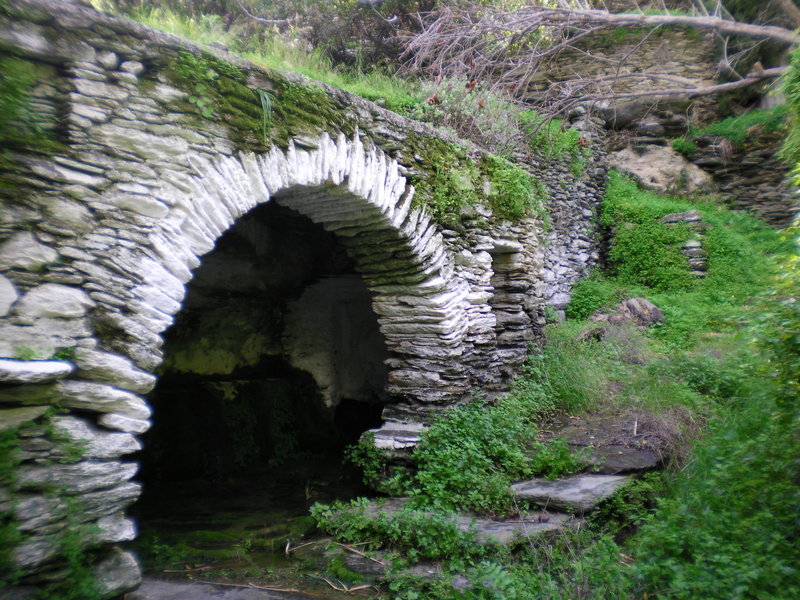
[128,455,383,598]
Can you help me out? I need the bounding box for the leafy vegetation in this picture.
[692,104,789,146]
[673,104,790,158]
[314,156,798,598]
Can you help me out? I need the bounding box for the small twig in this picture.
[633,420,638,437]
[233,0,288,25]
[286,539,317,554]
[200,580,307,593]
[312,576,375,594]
[335,542,387,566]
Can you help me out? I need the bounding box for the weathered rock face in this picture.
[0,0,605,593]
[608,146,714,194]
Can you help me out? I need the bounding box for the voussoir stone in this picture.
[14,283,94,320]
[74,349,156,393]
[0,358,74,383]
[510,474,629,513]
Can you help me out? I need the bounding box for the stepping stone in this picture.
[344,498,578,547]
[510,474,629,513]
[583,446,660,474]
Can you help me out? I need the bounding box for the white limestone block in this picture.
[98,412,151,434]
[57,380,151,419]
[14,283,94,320]
[74,348,156,394]
[0,358,74,383]
[0,232,58,271]
[0,274,18,316]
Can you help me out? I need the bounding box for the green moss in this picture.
[691,105,789,147]
[672,137,697,159]
[601,172,695,292]
[0,56,63,199]
[405,134,550,227]
[0,427,22,586]
[480,155,548,221]
[160,50,352,153]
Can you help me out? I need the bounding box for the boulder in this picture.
[608,145,713,194]
[590,298,664,328]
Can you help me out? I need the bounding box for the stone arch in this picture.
[85,132,473,416]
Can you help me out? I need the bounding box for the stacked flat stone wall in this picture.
[0,0,605,594]
[691,133,800,227]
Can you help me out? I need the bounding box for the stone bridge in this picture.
[0,0,605,594]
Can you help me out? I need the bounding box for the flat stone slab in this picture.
[511,474,629,513]
[0,406,49,432]
[583,446,660,474]
[0,359,74,384]
[540,411,662,473]
[359,498,577,545]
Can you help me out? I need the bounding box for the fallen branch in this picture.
[285,539,317,554]
[335,542,388,566]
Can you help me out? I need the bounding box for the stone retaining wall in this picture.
[0,0,605,594]
[691,133,799,227]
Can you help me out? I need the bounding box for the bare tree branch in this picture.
[232,0,288,25]
[402,3,798,118]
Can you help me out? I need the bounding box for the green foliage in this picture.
[565,273,623,320]
[601,172,695,291]
[782,47,800,167]
[521,113,587,160]
[527,438,584,480]
[410,140,479,226]
[311,499,486,563]
[50,347,77,362]
[36,507,102,600]
[672,137,697,159]
[409,398,537,515]
[755,224,800,402]
[646,351,748,403]
[691,104,788,147]
[590,473,666,534]
[481,155,548,221]
[344,432,395,492]
[631,393,800,599]
[0,427,22,587]
[12,346,38,361]
[127,5,424,115]
[0,56,58,157]
[407,137,551,227]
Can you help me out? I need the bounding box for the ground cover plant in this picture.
[312,168,799,599]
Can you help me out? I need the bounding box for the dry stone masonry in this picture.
[0,0,605,594]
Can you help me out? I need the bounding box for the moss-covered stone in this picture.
[159,49,351,153]
[404,133,549,227]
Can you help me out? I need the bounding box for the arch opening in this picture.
[130,198,390,569]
